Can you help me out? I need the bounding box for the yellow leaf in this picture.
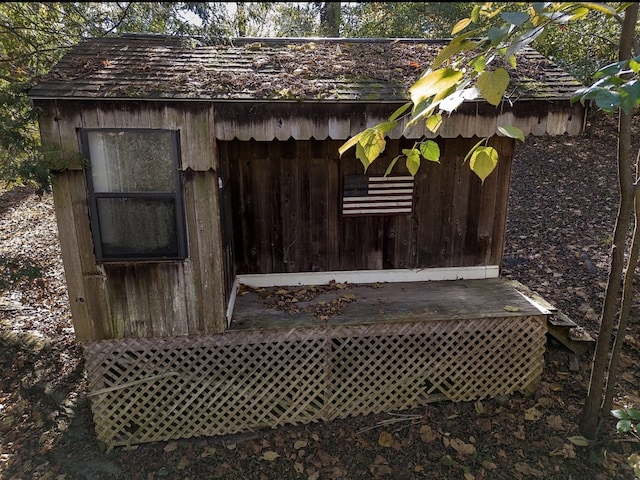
[504,305,521,312]
[261,451,280,461]
[477,68,510,106]
[425,114,443,133]
[404,148,421,176]
[452,18,472,35]
[378,431,393,448]
[410,68,463,106]
[525,407,543,421]
[356,128,387,171]
[469,147,498,183]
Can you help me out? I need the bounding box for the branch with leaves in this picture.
[339,2,627,184]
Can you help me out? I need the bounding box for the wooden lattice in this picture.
[83,315,547,450]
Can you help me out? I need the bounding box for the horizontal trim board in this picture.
[236,266,500,288]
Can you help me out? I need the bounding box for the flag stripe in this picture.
[342,175,414,216]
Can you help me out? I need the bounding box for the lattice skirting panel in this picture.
[83,315,547,450]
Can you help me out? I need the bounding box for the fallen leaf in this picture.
[546,415,563,430]
[567,435,590,447]
[164,442,179,453]
[294,440,308,450]
[514,462,545,477]
[262,451,280,461]
[177,455,190,470]
[419,425,438,443]
[448,438,476,456]
[550,443,576,458]
[504,305,521,312]
[378,431,393,448]
[294,462,304,473]
[200,446,217,458]
[525,407,543,421]
[481,460,498,470]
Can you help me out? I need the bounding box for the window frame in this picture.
[80,128,188,263]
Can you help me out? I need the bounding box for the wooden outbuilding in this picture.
[28,34,586,450]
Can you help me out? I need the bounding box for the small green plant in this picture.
[611,407,640,476]
[612,407,640,436]
[600,235,614,247]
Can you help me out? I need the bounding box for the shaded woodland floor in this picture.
[1,111,640,479]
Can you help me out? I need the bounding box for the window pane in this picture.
[96,198,179,258]
[88,130,176,193]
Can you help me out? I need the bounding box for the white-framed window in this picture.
[81,128,187,261]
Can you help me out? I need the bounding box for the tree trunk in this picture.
[320,2,340,37]
[579,2,639,440]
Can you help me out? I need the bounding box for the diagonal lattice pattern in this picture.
[83,315,547,450]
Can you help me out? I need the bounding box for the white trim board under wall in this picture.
[226,265,500,326]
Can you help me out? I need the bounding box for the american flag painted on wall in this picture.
[342,174,414,216]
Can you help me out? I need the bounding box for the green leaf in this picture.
[488,25,510,45]
[497,125,525,142]
[419,140,440,162]
[471,4,480,22]
[501,11,530,26]
[464,139,486,164]
[580,2,618,16]
[389,102,411,122]
[471,55,487,74]
[384,155,401,177]
[567,435,591,447]
[477,68,510,106]
[432,34,480,69]
[452,18,472,35]
[617,419,633,433]
[619,80,640,113]
[410,68,464,106]
[594,89,622,112]
[376,120,399,134]
[627,408,640,421]
[354,128,387,171]
[339,130,367,157]
[425,114,443,133]
[469,147,498,183]
[612,409,630,420]
[403,148,421,176]
[568,6,590,20]
[505,26,544,59]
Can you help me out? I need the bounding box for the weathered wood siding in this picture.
[214,101,586,141]
[34,100,227,342]
[220,135,514,274]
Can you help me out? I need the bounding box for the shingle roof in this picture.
[28,34,583,103]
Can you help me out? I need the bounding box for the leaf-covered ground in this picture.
[1,111,640,479]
